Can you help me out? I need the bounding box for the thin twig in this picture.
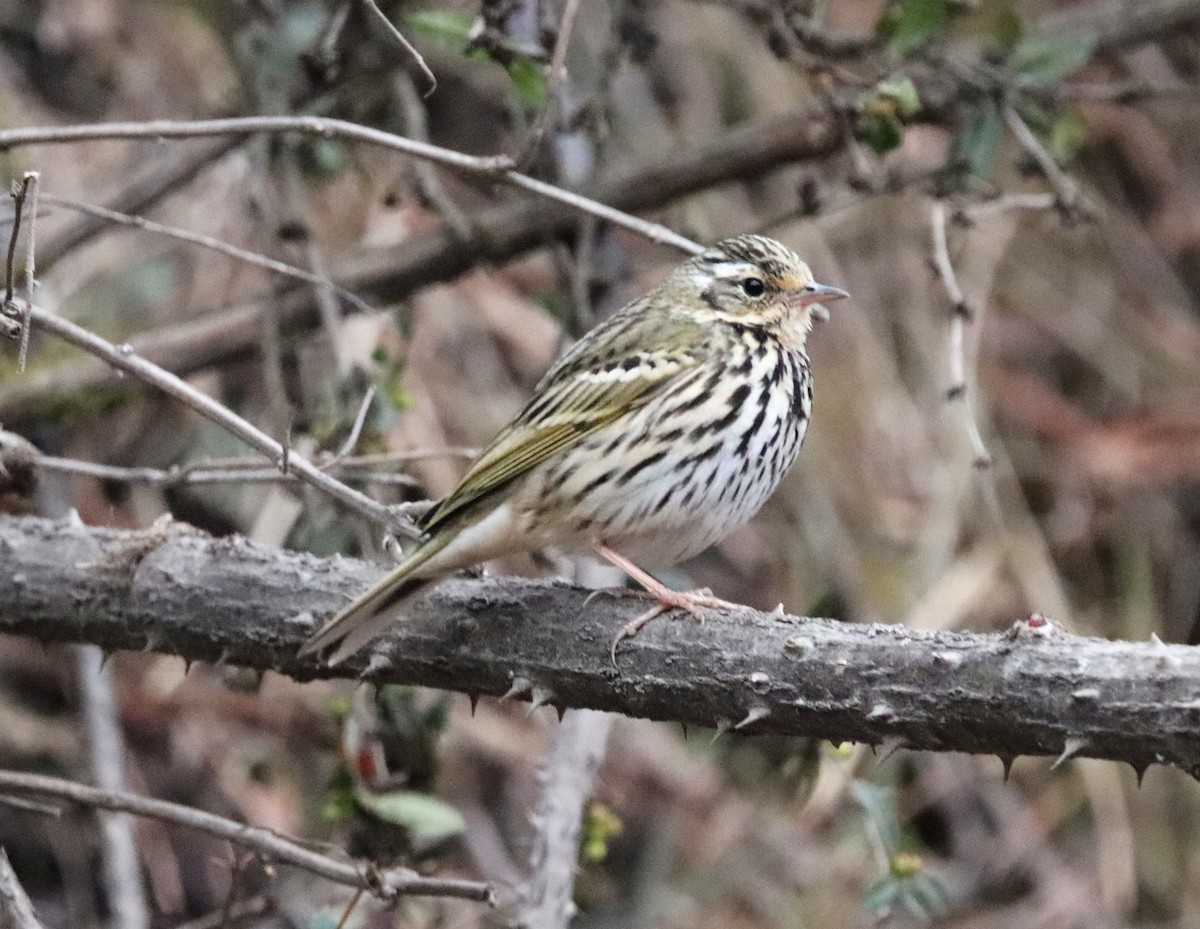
[328,386,377,465]
[17,172,38,372]
[37,192,377,315]
[0,107,844,425]
[37,458,421,488]
[216,852,250,929]
[333,887,365,929]
[1,175,33,342]
[3,178,27,304]
[0,795,61,817]
[392,73,473,241]
[518,0,584,167]
[0,770,493,903]
[14,303,422,539]
[956,192,1056,221]
[2,428,468,490]
[39,135,244,273]
[0,849,47,929]
[77,645,150,929]
[360,0,437,96]
[0,116,703,254]
[930,202,991,469]
[1002,105,1090,223]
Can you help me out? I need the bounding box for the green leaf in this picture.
[405,10,475,49]
[862,859,950,920]
[879,0,951,57]
[861,875,902,915]
[949,99,1003,183]
[505,56,548,107]
[1011,32,1098,84]
[875,75,921,116]
[356,789,466,844]
[856,76,920,154]
[859,111,904,155]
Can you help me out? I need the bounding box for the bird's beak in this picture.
[791,281,848,321]
[795,282,850,307]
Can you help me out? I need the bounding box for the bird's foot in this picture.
[609,587,743,666]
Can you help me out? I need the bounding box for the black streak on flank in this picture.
[788,359,810,424]
[577,467,619,499]
[735,400,770,457]
[617,449,670,486]
[703,381,752,436]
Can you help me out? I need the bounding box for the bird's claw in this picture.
[608,589,743,667]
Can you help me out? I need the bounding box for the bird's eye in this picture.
[741,277,766,297]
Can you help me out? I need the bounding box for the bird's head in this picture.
[671,234,848,333]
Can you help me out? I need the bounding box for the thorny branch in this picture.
[0,769,493,904]
[2,515,1200,781]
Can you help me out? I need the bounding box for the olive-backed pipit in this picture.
[303,234,848,663]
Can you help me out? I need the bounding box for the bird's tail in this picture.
[300,533,453,665]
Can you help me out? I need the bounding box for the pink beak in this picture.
[794,281,850,307]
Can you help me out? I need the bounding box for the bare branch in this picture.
[0,769,492,904]
[930,202,991,468]
[517,0,584,166]
[38,193,377,315]
[0,107,842,426]
[360,0,437,96]
[76,645,150,929]
[16,172,38,373]
[0,427,440,494]
[2,174,37,347]
[2,514,1200,780]
[0,116,702,255]
[1002,106,1090,223]
[15,303,420,539]
[392,74,473,240]
[38,136,242,273]
[0,849,47,929]
[518,710,612,929]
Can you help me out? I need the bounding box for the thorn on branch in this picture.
[733,705,770,730]
[1051,737,1088,770]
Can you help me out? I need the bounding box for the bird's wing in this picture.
[419,332,706,535]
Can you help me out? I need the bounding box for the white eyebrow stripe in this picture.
[706,261,757,278]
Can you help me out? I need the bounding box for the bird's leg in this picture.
[592,543,744,663]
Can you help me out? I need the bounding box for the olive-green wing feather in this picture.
[420,311,708,534]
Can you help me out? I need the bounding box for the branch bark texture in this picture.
[1,516,1198,778]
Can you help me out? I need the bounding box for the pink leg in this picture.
[592,543,744,663]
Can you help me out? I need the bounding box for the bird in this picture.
[301,234,848,665]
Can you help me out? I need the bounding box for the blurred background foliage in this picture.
[3,0,1200,926]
